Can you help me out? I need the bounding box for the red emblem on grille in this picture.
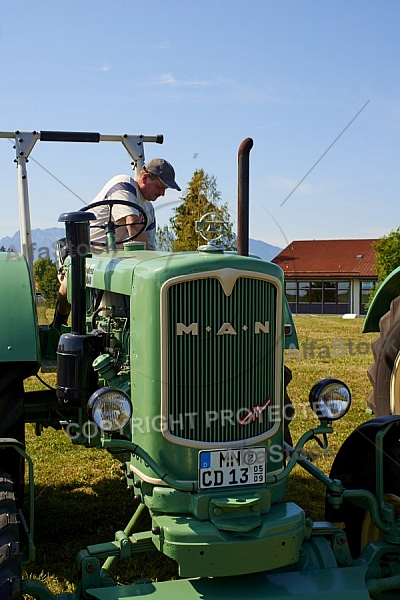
[238,397,271,426]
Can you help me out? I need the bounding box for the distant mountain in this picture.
[249,238,282,261]
[0,228,65,261]
[0,228,282,263]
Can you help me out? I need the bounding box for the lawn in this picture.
[21,315,378,594]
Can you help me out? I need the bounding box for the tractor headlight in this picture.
[309,379,351,421]
[87,387,132,433]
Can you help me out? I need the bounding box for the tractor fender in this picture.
[326,415,400,521]
[363,266,400,332]
[0,253,39,363]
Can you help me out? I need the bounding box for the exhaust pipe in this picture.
[237,137,253,257]
[56,211,100,407]
[59,212,94,334]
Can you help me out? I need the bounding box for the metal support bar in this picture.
[0,130,164,282]
[343,489,393,534]
[270,424,333,484]
[102,438,197,491]
[11,132,39,289]
[22,579,58,600]
[40,131,100,143]
[375,424,394,518]
[102,503,147,573]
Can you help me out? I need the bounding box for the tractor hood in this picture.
[84,248,298,349]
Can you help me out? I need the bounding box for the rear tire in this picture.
[360,493,400,549]
[367,297,400,415]
[0,472,22,600]
[0,367,25,507]
[329,425,400,558]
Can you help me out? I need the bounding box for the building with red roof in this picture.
[272,239,378,315]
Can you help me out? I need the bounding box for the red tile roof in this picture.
[272,239,378,278]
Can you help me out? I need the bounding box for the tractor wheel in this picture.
[360,493,400,549]
[331,427,400,558]
[367,296,400,416]
[0,472,22,600]
[0,367,25,507]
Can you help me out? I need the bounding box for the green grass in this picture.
[36,305,55,327]
[285,316,376,520]
[22,315,377,595]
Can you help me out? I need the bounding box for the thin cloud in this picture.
[144,73,211,87]
[135,73,279,105]
[101,63,111,72]
[152,41,171,50]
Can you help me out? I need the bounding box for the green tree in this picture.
[367,227,400,307]
[374,227,400,283]
[156,224,175,252]
[0,246,6,252]
[33,258,59,307]
[169,169,236,252]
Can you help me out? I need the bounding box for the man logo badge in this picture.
[176,322,269,336]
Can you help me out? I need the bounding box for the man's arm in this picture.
[116,214,149,248]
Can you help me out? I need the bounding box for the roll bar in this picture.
[0,130,163,286]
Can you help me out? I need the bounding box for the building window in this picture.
[285,282,297,303]
[360,281,377,315]
[323,281,336,303]
[298,282,310,303]
[310,281,322,303]
[337,282,349,304]
[285,280,350,314]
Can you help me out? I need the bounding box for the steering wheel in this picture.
[80,199,148,248]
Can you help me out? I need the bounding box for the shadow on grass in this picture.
[23,468,335,592]
[285,471,328,522]
[23,476,179,590]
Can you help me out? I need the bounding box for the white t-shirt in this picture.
[88,174,156,250]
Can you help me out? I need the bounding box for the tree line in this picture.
[366,226,400,307]
[6,168,398,308]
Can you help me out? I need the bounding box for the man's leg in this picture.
[52,271,71,331]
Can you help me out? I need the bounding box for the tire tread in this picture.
[367,296,400,415]
[0,472,22,600]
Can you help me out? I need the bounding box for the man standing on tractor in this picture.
[89,158,181,250]
[53,158,180,329]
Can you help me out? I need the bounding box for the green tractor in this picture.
[1,130,400,600]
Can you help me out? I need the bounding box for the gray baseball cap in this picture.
[145,158,181,191]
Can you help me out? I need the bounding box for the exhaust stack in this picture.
[56,212,99,407]
[237,137,253,257]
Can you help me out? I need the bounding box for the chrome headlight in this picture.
[309,379,351,421]
[87,387,132,433]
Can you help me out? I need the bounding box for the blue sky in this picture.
[0,0,399,248]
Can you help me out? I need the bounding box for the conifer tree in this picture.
[155,224,174,252]
[169,169,236,251]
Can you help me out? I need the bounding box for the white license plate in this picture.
[198,447,266,489]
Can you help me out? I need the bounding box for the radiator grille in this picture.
[164,274,279,445]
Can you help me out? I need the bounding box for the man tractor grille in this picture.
[163,272,280,446]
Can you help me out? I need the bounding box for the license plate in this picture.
[198,447,266,489]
